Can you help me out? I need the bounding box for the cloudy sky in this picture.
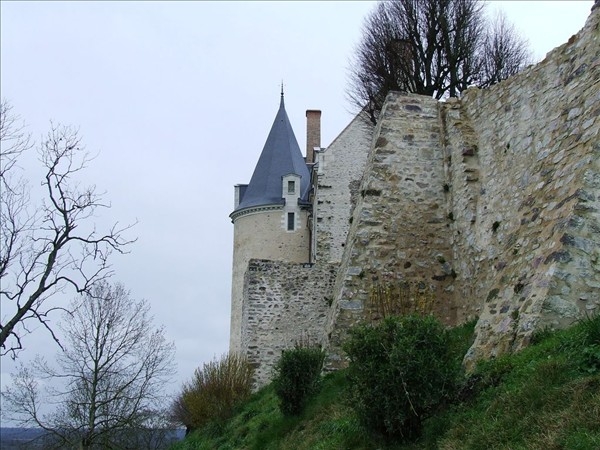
[0,0,594,417]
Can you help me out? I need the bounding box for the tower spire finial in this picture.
[280,80,285,107]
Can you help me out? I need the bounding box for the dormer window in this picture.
[282,174,301,200]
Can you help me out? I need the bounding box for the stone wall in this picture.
[325,93,459,369]
[242,259,337,387]
[439,97,485,324]
[313,114,373,263]
[455,8,600,366]
[324,6,599,369]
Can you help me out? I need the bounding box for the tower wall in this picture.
[230,209,310,353]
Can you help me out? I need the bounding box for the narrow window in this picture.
[287,180,295,194]
[287,212,295,231]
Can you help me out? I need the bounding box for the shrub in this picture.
[344,314,460,441]
[272,343,326,416]
[171,353,254,433]
[368,280,435,321]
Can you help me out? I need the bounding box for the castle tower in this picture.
[229,91,312,353]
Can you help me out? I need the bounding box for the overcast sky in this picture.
[0,0,594,420]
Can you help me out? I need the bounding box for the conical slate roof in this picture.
[233,93,311,213]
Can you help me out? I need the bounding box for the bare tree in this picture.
[478,11,532,89]
[0,100,32,179]
[2,281,177,449]
[348,0,531,123]
[0,102,135,357]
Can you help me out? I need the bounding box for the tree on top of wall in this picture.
[347,0,531,124]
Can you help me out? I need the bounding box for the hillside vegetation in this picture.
[171,315,600,450]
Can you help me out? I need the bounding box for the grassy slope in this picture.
[172,318,600,450]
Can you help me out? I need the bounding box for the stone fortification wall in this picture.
[242,259,337,387]
[454,8,600,366]
[230,210,310,353]
[439,97,485,324]
[325,7,599,369]
[325,93,459,368]
[313,115,373,263]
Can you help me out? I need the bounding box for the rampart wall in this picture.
[242,259,337,387]
[324,93,461,368]
[325,7,599,368]
[453,9,600,365]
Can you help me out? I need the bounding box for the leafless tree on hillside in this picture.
[2,282,176,449]
[0,101,135,357]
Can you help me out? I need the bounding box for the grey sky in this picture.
[0,0,594,417]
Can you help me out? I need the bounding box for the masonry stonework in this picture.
[453,8,600,366]
[324,93,460,368]
[242,259,337,387]
[313,115,374,264]
[325,6,599,368]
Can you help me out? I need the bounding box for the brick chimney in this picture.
[305,110,321,164]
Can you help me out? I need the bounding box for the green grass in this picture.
[171,316,600,450]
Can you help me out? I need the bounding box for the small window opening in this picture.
[288,180,295,194]
[287,212,295,231]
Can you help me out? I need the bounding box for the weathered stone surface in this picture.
[324,93,457,369]
[241,259,337,388]
[456,7,600,368]
[324,6,599,370]
[313,115,373,264]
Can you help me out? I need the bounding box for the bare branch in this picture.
[2,282,176,449]
[0,103,136,356]
[0,99,33,180]
[478,11,532,88]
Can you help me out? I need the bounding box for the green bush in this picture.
[272,343,326,416]
[171,353,254,432]
[344,314,460,441]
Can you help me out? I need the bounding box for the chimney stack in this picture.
[305,110,321,164]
